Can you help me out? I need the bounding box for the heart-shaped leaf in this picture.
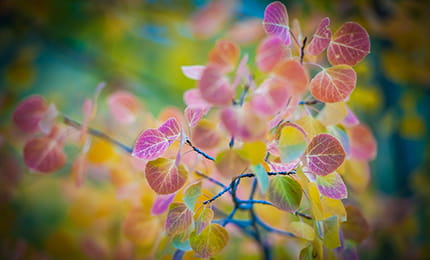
[165,202,193,236]
[194,207,214,235]
[152,193,176,215]
[158,117,181,143]
[251,77,290,116]
[208,39,240,73]
[190,223,229,258]
[268,176,302,212]
[327,22,370,66]
[132,128,169,160]
[305,134,345,176]
[310,65,356,103]
[307,17,331,56]
[145,158,188,194]
[263,1,291,46]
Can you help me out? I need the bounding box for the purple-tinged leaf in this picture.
[23,135,66,173]
[343,107,360,126]
[165,202,193,236]
[181,65,206,80]
[316,172,347,199]
[158,117,181,143]
[256,36,286,72]
[305,134,346,176]
[251,77,290,116]
[13,95,48,133]
[145,158,188,195]
[307,17,331,56]
[39,103,58,135]
[198,65,234,106]
[185,107,208,128]
[183,88,211,109]
[132,129,169,160]
[152,193,176,215]
[263,1,291,46]
[220,106,267,141]
[268,159,299,173]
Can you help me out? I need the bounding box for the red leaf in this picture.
[307,17,331,56]
[208,39,240,73]
[23,136,66,173]
[165,202,193,235]
[327,22,370,66]
[132,129,169,160]
[185,107,208,128]
[220,106,267,141]
[198,65,234,106]
[263,1,291,46]
[256,36,286,72]
[158,117,181,143]
[251,77,290,116]
[305,134,346,176]
[13,95,48,133]
[273,59,309,95]
[347,124,377,160]
[107,91,140,124]
[310,65,356,103]
[145,158,188,194]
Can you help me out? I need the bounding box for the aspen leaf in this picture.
[185,107,208,128]
[220,106,267,141]
[152,193,175,215]
[23,136,66,173]
[263,1,291,46]
[252,164,269,193]
[181,65,205,80]
[251,77,290,116]
[13,95,48,133]
[208,39,240,73]
[317,102,348,126]
[327,22,370,66]
[183,88,211,109]
[342,159,370,192]
[183,181,202,211]
[279,123,308,163]
[194,207,214,235]
[238,141,267,165]
[215,149,249,178]
[347,124,377,160]
[190,223,229,258]
[158,117,181,144]
[305,134,346,176]
[316,172,347,199]
[165,203,193,236]
[123,208,160,246]
[145,158,188,195]
[288,221,315,241]
[132,128,169,160]
[341,205,370,243]
[310,65,357,103]
[107,91,140,124]
[320,216,341,249]
[256,36,286,72]
[307,17,331,56]
[273,59,309,95]
[296,115,326,139]
[198,65,234,105]
[269,176,302,212]
[191,120,221,149]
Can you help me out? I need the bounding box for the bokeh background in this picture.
[0,0,429,259]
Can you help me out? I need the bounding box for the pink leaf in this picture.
[181,65,205,80]
[38,103,58,135]
[269,94,300,129]
[256,36,286,72]
[208,39,240,73]
[107,91,140,124]
[268,159,299,172]
[185,107,208,128]
[132,129,169,160]
[316,172,348,199]
[220,106,268,141]
[251,77,290,116]
[273,59,309,95]
[347,124,377,160]
[183,88,211,109]
[305,134,346,176]
[152,193,176,215]
[13,95,48,133]
[231,54,250,90]
[310,65,357,103]
[226,18,265,45]
[158,117,181,143]
[198,65,234,106]
[145,158,188,195]
[263,1,291,46]
[23,136,66,173]
[327,22,370,66]
[343,107,360,126]
[307,17,331,56]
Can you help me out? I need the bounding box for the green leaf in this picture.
[183,181,202,211]
[320,216,341,249]
[289,221,315,241]
[279,123,307,163]
[252,164,269,193]
[268,176,302,212]
[190,223,229,258]
[172,235,192,251]
[165,203,193,236]
[194,207,214,235]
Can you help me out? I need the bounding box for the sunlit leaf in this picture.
[191,119,221,150]
[305,134,346,176]
[238,141,267,165]
[317,102,348,126]
[190,223,229,258]
[342,159,370,192]
[132,128,169,160]
[198,65,234,106]
[215,149,250,178]
[347,124,377,160]
[158,117,181,143]
[152,193,176,215]
[185,107,208,128]
[220,106,268,141]
[321,196,346,221]
[165,203,193,236]
[145,158,188,194]
[23,136,66,173]
[269,176,302,212]
[123,207,160,246]
[310,65,357,103]
[183,88,211,109]
[341,205,370,243]
[208,39,240,73]
[13,95,48,133]
[263,1,291,46]
[308,182,325,220]
[252,164,269,193]
[279,123,308,163]
[288,221,315,241]
[327,22,370,66]
[194,207,214,235]
[256,36,286,72]
[107,91,140,124]
[183,181,202,211]
[316,172,347,199]
[307,17,331,56]
[181,65,205,80]
[251,77,290,116]
[296,115,326,139]
[273,59,309,95]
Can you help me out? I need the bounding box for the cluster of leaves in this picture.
[12,1,377,259]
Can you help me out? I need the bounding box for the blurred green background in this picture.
[1,0,429,259]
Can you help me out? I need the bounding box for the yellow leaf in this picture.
[288,221,315,241]
[321,197,346,221]
[238,141,267,165]
[296,115,326,139]
[317,102,348,126]
[86,138,116,164]
[308,182,325,221]
[342,159,370,193]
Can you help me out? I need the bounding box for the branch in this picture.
[299,100,322,105]
[62,115,133,154]
[195,171,227,189]
[300,36,307,64]
[186,139,215,161]
[255,216,296,238]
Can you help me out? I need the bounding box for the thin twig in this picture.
[255,216,296,238]
[195,171,227,189]
[300,36,307,64]
[186,139,215,161]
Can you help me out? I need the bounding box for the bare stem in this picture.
[186,139,215,161]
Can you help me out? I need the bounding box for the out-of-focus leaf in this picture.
[190,223,229,258]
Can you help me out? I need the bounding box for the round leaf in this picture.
[327,22,370,66]
[220,106,267,141]
[208,39,240,73]
[268,176,303,212]
[132,128,169,160]
[13,95,48,133]
[273,59,309,95]
[305,134,346,176]
[107,91,140,124]
[190,223,229,258]
[145,158,188,194]
[263,1,291,46]
[256,36,286,72]
[310,65,356,103]
[289,221,315,241]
